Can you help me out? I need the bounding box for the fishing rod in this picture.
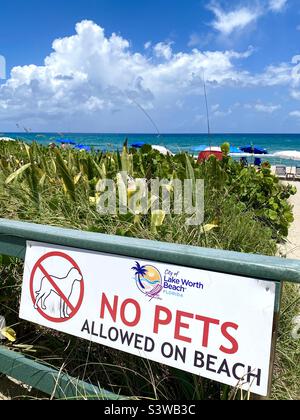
[203,72,211,141]
[126,93,161,139]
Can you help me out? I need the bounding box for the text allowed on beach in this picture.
[95,172,204,226]
[20,241,277,396]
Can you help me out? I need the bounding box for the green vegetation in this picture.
[272,283,300,400]
[0,140,299,400]
[0,140,295,249]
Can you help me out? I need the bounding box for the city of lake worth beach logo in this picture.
[132,262,163,300]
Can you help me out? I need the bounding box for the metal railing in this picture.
[0,218,300,399]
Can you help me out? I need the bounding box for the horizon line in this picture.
[3,132,300,136]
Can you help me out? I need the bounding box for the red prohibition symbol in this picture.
[30,252,84,323]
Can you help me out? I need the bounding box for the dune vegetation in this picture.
[0,139,299,400]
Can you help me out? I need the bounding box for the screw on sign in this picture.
[30,252,84,323]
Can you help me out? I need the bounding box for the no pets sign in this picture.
[20,241,276,396]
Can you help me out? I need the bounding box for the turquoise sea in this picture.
[2,132,300,162]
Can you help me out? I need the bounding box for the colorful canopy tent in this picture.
[197,146,223,162]
[198,151,223,162]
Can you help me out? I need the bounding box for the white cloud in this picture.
[268,0,288,12]
[213,108,232,117]
[208,1,288,37]
[244,103,282,113]
[144,41,152,50]
[0,19,299,128]
[211,104,220,112]
[0,20,259,124]
[255,62,292,86]
[211,103,233,117]
[247,56,300,92]
[153,42,173,60]
[207,2,261,35]
[254,103,282,113]
[85,96,105,111]
[289,111,300,118]
[0,21,153,121]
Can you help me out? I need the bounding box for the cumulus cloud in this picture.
[0,21,155,121]
[153,42,173,60]
[0,19,298,127]
[0,20,259,123]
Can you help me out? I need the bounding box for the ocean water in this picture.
[2,132,300,162]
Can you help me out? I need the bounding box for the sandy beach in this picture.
[269,166,300,260]
[278,180,300,260]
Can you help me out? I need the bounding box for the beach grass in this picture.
[0,140,299,400]
[271,283,300,400]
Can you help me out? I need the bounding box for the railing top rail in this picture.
[1,218,300,284]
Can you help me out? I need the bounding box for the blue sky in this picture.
[1,0,300,133]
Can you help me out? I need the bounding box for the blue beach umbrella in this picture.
[131,142,146,148]
[240,145,268,154]
[75,144,91,152]
[56,138,76,146]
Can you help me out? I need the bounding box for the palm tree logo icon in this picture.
[132,262,148,290]
[132,262,163,299]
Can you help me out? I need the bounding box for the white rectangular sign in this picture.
[19,241,276,396]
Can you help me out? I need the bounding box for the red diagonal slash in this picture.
[38,263,75,312]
